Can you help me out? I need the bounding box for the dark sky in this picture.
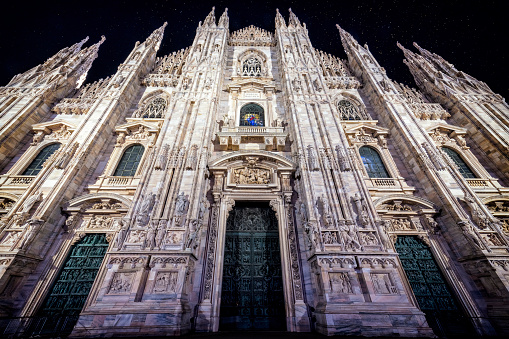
[1,0,507,99]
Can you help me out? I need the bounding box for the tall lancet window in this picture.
[23,143,61,176]
[240,103,265,127]
[242,57,262,77]
[441,147,477,178]
[142,97,166,118]
[359,146,390,178]
[338,100,362,120]
[113,144,145,177]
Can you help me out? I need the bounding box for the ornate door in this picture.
[395,236,473,336]
[220,202,286,330]
[33,233,109,335]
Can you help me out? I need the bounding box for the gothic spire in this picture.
[202,7,216,27]
[73,36,106,88]
[288,8,301,27]
[142,22,167,51]
[275,8,287,28]
[336,25,360,54]
[218,8,229,28]
[6,36,103,88]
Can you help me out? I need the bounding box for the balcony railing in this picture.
[0,175,34,187]
[466,178,491,188]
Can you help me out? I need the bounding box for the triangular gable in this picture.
[344,122,389,136]
[116,120,161,134]
[426,122,467,136]
[32,120,77,134]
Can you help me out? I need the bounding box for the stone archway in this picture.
[196,152,310,332]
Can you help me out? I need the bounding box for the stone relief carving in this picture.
[55,142,79,169]
[185,144,199,171]
[322,231,339,245]
[155,220,167,249]
[464,194,490,229]
[422,142,447,171]
[165,231,183,245]
[17,219,44,250]
[335,145,351,171]
[0,231,21,246]
[153,272,179,294]
[127,230,146,244]
[307,145,319,171]
[338,221,361,250]
[108,272,134,294]
[48,125,73,140]
[115,220,129,250]
[390,219,413,231]
[371,273,398,294]
[20,192,43,216]
[155,144,169,170]
[329,272,353,294]
[353,193,370,227]
[232,167,270,185]
[359,231,378,245]
[88,215,113,229]
[136,193,156,227]
[173,192,189,228]
[380,201,413,211]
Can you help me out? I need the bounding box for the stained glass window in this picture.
[22,143,61,176]
[240,103,265,127]
[441,147,477,178]
[359,146,390,178]
[113,144,144,176]
[242,57,262,77]
[338,100,362,120]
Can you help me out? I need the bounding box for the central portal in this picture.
[220,201,286,330]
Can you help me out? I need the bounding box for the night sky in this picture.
[1,0,507,99]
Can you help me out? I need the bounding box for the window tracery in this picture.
[239,104,265,126]
[242,57,262,77]
[22,143,61,176]
[113,144,145,177]
[338,100,363,120]
[135,97,167,119]
[359,146,390,178]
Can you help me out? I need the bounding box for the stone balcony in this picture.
[88,175,141,194]
[0,175,34,187]
[365,177,415,195]
[217,126,287,151]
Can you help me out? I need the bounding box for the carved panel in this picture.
[370,273,398,294]
[153,271,179,294]
[329,272,353,294]
[107,272,134,294]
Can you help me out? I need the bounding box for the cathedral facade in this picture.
[0,7,509,338]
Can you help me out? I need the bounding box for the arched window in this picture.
[242,57,262,77]
[338,100,362,120]
[22,143,61,176]
[240,104,265,126]
[113,145,145,177]
[359,146,390,178]
[142,97,166,118]
[441,147,477,178]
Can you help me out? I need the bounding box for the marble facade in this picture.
[0,7,508,338]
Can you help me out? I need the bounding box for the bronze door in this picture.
[220,202,286,330]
